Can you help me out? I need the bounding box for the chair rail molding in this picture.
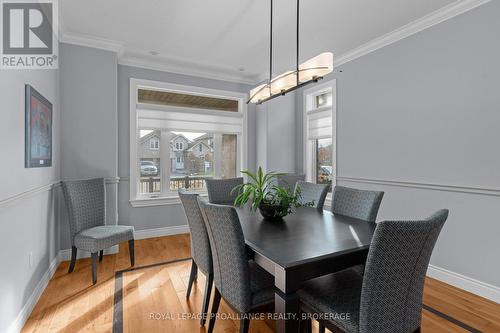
[337,176,500,197]
[0,177,122,208]
[0,181,60,208]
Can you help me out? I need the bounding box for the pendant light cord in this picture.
[296,0,300,84]
[269,0,273,90]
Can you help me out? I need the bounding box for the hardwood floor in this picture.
[22,234,500,333]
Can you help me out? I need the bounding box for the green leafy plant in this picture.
[232,167,314,219]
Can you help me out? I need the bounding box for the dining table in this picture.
[236,206,377,333]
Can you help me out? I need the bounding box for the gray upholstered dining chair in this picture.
[277,173,306,191]
[298,209,449,333]
[295,180,330,210]
[331,186,385,222]
[178,189,213,326]
[197,199,275,333]
[62,178,135,284]
[205,177,243,205]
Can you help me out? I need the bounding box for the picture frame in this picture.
[25,84,53,168]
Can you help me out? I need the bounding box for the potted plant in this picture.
[232,167,313,220]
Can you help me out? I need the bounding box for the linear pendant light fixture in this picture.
[247,0,334,104]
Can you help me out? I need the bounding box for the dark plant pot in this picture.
[258,203,285,220]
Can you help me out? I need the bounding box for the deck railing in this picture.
[140,176,211,193]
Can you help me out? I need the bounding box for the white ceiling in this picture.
[60,0,458,83]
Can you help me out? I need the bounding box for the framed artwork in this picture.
[25,84,53,168]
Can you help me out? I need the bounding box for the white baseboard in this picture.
[8,255,60,333]
[9,226,189,332]
[58,245,119,261]
[427,264,500,304]
[134,225,190,240]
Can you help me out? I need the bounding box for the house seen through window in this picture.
[138,130,237,194]
[132,81,244,201]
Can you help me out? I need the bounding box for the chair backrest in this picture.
[277,174,306,191]
[359,209,449,333]
[197,199,252,313]
[61,178,106,245]
[178,189,212,274]
[205,177,244,205]
[332,186,384,222]
[295,180,329,210]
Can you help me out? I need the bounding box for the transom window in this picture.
[303,80,336,193]
[130,79,247,206]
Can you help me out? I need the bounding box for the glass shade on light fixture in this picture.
[270,71,298,95]
[248,83,271,103]
[298,52,334,83]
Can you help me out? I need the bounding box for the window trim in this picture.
[129,78,248,207]
[303,80,337,205]
[150,138,159,150]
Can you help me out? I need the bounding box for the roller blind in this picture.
[137,104,244,134]
[307,106,332,140]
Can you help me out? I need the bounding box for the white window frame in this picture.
[303,80,337,206]
[150,138,159,150]
[129,78,248,207]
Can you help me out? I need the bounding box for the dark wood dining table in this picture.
[236,206,377,333]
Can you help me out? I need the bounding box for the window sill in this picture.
[130,193,208,208]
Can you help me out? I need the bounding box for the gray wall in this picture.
[256,92,297,173]
[117,65,256,230]
[59,43,118,249]
[0,64,60,331]
[295,1,500,287]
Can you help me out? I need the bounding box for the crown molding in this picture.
[118,51,258,85]
[60,31,125,55]
[58,0,491,84]
[59,30,257,84]
[334,0,491,67]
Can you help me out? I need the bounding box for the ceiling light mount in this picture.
[247,0,334,104]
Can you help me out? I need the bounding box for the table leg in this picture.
[275,291,300,333]
[274,266,301,333]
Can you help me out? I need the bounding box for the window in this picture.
[316,138,333,186]
[303,81,336,193]
[150,138,159,149]
[315,92,332,108]
[130,79,247,206]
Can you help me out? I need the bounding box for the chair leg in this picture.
[91,252,98,284]
[240,317,250,333]
[68,246,77,273]
[99,250,103,262]
[207,288,221,333]
[200,273,213,326]
[128,239,135,266]
[319,323,326,333]
[186,260,198,299]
